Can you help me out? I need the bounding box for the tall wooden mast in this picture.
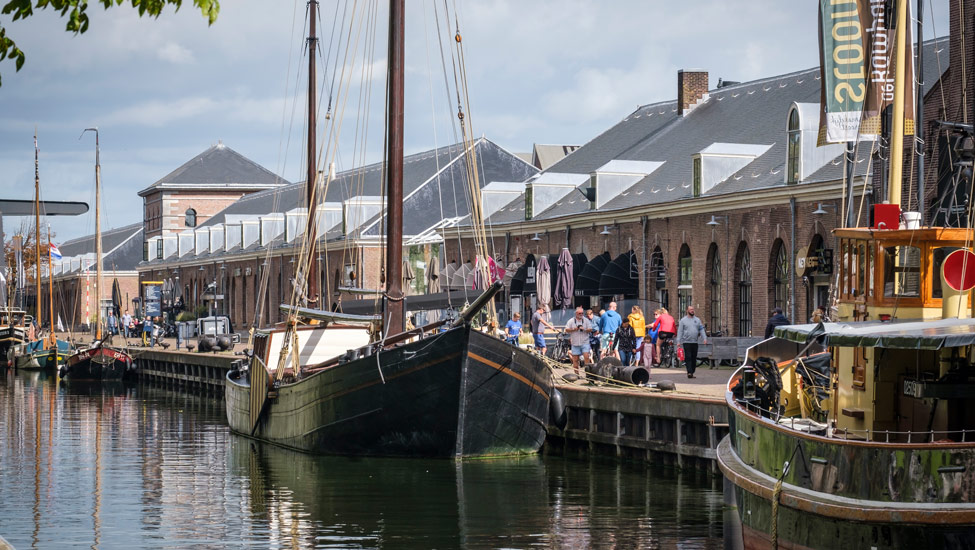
[47,224,55,345]
[887,0,910,207]
[82,128,103,341]
[384,0,405,334]
[304,0,320,304]
[33,131,42,328]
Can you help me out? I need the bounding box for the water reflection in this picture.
[0,370,722,549]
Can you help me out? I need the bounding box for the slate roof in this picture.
[137,143,288,196]
[202,138,538,237]
[484,37,950,225]
[57,222,143,272]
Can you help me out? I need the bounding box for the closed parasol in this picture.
[111,277,123,317]
[536,255,552,311]
[553,248,574,310]
[403,259,415,296]
[426,255,440,293]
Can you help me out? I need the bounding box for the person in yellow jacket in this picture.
[628,305,647,363]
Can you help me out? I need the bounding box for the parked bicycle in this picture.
[658,335,679,369]
[551,330,572,363]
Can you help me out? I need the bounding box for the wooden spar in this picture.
[33,131,42,331]
[385,0,405,335]
[81,128,103,341]
[888,0,909,207]
[47,224,55,346]
[304,0,320,304]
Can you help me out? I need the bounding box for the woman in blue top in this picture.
[505,313,522,345]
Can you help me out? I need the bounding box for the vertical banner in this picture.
[819,0,915,144]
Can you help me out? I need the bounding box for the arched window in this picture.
[707,244,721,334]
[185,208,197,228]
[736,243,752,336]
[650,246,668,310]
[678,244,692,313]
[787,108,800,184]
[771,239,790,312]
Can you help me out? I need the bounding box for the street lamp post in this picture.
[706,215,730,334]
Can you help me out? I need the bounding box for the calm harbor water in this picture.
[0,369,723,549]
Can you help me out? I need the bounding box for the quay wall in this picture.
[546,384,729,473]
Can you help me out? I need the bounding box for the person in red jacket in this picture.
[651,307,676,366]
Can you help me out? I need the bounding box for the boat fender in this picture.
[58,365,68,378]
[549,388,567,430]
[654,379,676,391]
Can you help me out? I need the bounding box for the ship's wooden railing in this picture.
[736,399,975,443]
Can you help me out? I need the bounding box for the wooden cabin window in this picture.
[883,246,921,297]
[840,239,850,298]
[856,241,867,298]
[932,247,963,298]
[852,347,866,389]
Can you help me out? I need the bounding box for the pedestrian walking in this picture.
[121,311,132,339]
[676,306,707,378]
[598,302,622,359]
[564,307,594,374]
[586,309,601,361]
[107,310,118,336]
[628,305,646,363]
[614,318,637,366]
[531,305,555,356]
[764,307,791,339]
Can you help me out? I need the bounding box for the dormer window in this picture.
[185,208,197,228]
[787,108,800,184]
[692,157,702,196]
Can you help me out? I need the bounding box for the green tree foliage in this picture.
[0,0,219,86]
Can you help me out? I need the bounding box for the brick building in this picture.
[138,142,287,239]
[45,222,143,329]
[444,38,951,337]
[138,138,537,330]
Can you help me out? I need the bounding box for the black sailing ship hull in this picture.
[62,346,132,381]
[226,325,554,458]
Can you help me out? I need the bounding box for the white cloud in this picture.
[157,42,195,64]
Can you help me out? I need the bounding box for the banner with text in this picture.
[818,0,915,144]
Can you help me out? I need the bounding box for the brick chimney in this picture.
[677,69,709,116]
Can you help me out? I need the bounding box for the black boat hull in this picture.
[226,325,553,458]
[63,346,132,381]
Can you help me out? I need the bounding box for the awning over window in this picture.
[599,251,639,297]
[575,252,612,297]
[509,253,537,296]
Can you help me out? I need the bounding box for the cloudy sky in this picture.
[0,0,950,244]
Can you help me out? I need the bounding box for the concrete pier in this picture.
[547,366,730,472]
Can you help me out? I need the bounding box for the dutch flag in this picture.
[49,243,62,261]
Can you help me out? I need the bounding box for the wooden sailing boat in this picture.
[719,3,975,548]
[13,133,74,371]
[60,129,133,381]
[225,0,557,458]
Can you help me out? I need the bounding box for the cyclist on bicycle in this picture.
[651,307,677,366]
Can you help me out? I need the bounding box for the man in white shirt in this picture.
[565,306,594,374]
[121,311,133,339]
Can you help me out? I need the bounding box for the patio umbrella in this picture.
[553,248,574,310]
[402,259,415,296]
[536,255,552,312]
[426,255,440,293]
